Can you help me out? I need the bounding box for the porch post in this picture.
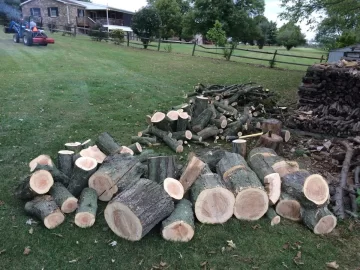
[106,3,109,33]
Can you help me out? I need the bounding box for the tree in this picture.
[276,22,306,50]
[267,21,277,45]
[154,0,182,39]
[131,7,161,49]
[207,20,226,47]
[0,0,22,20]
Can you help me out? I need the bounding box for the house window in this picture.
[30,8,41,17]
[48,7,58,17]
[77,9,85,17]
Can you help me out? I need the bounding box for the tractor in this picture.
[4,17,54,46]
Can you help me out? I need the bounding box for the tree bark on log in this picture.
[301,207,337,234]
[136,149,158,163]
[282,170,329,208]
[266,207,281,226]
[197,126,219,140]
[223,107,251,137]
[275,193,302,221]
[29,154,53,172]
[96,132,122,156]
[193,96,209,118]
[148,156,176,184]
[57,150,74,178]
[232,139,247,157]
[216,152,268,220]
[131,136,157,146]
[163,178,184,200]
[280,130,291,142]
[255,132,283,154]
[148,126,183,153]
[65,142,82,153]
[177,112,189,131]
[179,155,206,193]
[120,146,134,155]
[190,172,235,224]
[171,130,192,141]
[67,157,98,197]
[15,170,54,200]
[198,149,226,172]
[24,195,65,229]
[261,119,282,135]
[75,188,98,228]
[80,145,107,164]
[161,199,194,242]
[49,182,78,213]
[89,154,146,201]
[104,178,174,241]
[151,112,173,132]
[191,109,213,132]
[209,118,227,129]
[127,143,142,154]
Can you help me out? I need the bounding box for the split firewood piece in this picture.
[119,146,134,155]
[105,178,174,241]
[280,130,291,142]
[131,136,157,146]
[255,131,283,154]
[24,195,65,229]
[67,157,97,197]
[191,171,235,224]
[29,154,53,172]
[191,109,213,132]
[275,193,302,221]
[177,112,190,132]
[49,182,78,213]
[198,149,226,172]
[193,96,209,118]
[266,207,280,226]
[213,101,238,116]
[166,111,179,130]
[80,145,107,164]
[136,149,158,162]
[15,170,54,200]
[191,135,203,142]
[247,147,299,177]
[209,118,227,129]
[163,178,184,200]
[232,139,247,157]
[65,142,82,153]
[161,199,194,242]
[261,118,282,135]
[32,164,70,186]
[223,107,251,137]
[282,170,329,208]
[216,152,268,220]
[127,143,142,154]
[179,155,206,193]
[148,156,176,184]
[197,126,219,140]
[151,112,173,131]
[57,150,74,178]
[149,126,183,153]
[81,139,93,149]
[301,206,337,234]
[96,132,122,156]
[247,148,281,205]
[75,188,98,228]
[89,154,145,201]
[171,130,192,141]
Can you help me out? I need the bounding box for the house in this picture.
[328,44,360,62]
[20,0,134,32]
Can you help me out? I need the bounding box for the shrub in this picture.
[163,43,172,53]
[110,29,125,45]
[89,23,106,41]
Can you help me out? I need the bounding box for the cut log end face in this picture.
[303,174,329,205]
[272,161,299,178]
[234,189,268,221]
[151,112,166,123]
[195,187,235,224]
[167,111,179,121]
[276,200,301,221]
[163,178,184,200]
[264,173,281,205]
[80,146,106,164]
[120,146,134,156]
[271,215,281,226]
[162,221,194,242]
[176,145,184,153]
[314,215,337,235]
[185,130,192,140]
[76,157,97,171]
[29,155,53,172]
[58,150,75,155]
[61,197,78,213]
[75,212,96,228]
[30,170,54,194]
[44,210,65,229]
[89,175,117,201]
[104,202,142,241]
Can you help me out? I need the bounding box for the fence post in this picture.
[74,26,77,37]
[270,50,277,67]
[228,44,235,61]
[320,55,324,63]
[192,41,196,56]
[157,38,161,51]
[127,32,130,47]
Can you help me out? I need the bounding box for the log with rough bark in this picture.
[191,172,235,224]
[193,96,209,118]
[136,149,158,163]
[223,107,251,137]
[301,206,337,234]
[280,130,291,142]
[163,178,184,200]
[213,101,238,116]
[96,132,122,156]
[57,150,74,178]
[49,182,78,213]
[247,148,282,204]
[15,170,54,200]
[216,152,268,220]
[29,154,53,172]
[148,156,176,184]
[131,136,157,146]
[32,164,70,187]
[151,112,173,131]
[80,145,107,164]
[255,132,283,154]
[89,154,145,201]
[24,195,65,229]
[266,207,281,226]
[209,118,227,129]
[149,126,183,153]
[177,112,189,131]
[67,157,98,197]
[179,155,206,193]
[161,199,194,242]
[275,193,302,221]
[282,170,329,208]
[75,188,98,228]
[191,109,213,132]
[261,118,282,135]
[127,143,142,154]
[65,142,82,153]
[104,178,174,241]
[198,149,226,172]
[171,130,192,141]
[232,139,247,157]
[197,126,219,140]
[166,111,179,131]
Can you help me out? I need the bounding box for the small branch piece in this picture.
[49,182,78,213]
[179,155,206,193]
[96,132,122,156]
[127,143,143,154]
[163,178,184,200]
[266,207,281,226]
[75,188,98,228]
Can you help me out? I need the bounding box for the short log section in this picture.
[15,170,54,200]
[49,182,78,213]
[148,156,176,184]
[163,178,184,200]
[275,193,302,221]
[232,139,247,157]
[75,188,98,228]
[57,150,74,178]
[80,145,107,164]
[96,132,122,156]
[266,207,281,226]
[29,154,53,172]
[179,155,206,193]
[300,207,337,234]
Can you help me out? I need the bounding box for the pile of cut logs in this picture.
[289,61,360,136]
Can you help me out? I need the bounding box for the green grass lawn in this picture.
[0,31,359,270]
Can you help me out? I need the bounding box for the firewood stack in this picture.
[289,61,360,136]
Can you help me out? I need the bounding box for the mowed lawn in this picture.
[0,31,359,270]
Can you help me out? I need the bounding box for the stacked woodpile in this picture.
[289,60,360,136]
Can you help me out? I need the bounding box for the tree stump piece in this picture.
[127,143,142,154]
[148,156,176,184]
[96,132,122,156]
[15,171,54,200]
[275,193,302,221]
[301,206,337,234]
[57,150,74,178]
[197,126,219,140]
[80,145,107,164]
[261,119,282,135]
[65,142,82,153]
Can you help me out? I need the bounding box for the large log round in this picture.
[275,193,302,221]
[300,207,337,234]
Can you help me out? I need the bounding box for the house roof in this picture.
[20,0,135,14]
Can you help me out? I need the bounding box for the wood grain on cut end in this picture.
[275,198,301,221]
[61,197,78,213]
[30,170,54,194]
[151,112,166,123]
[162,221,194,242]
[272,161,299,177]
[44,210,65,229]
[76,156,97,171]
[271,215,281,226]
[314,215,337,235]
[80,145,106,164]
[89,174,118,201]
[234,188,268,220]
[303,174,329,205]
[167,111,179,121]
[75,212,95,228]
[163,178,184,200]
[29,155,53,172]
[120,146,134,155]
